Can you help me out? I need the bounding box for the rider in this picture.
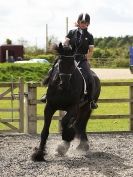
[64,13,98,109]
[41,13,98,109]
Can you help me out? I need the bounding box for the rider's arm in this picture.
[63,30,74,46]
[86,33,94,60]
[63,37,70,46]
[86,45,94,60]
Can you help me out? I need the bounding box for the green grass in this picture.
[36,79,132,133]
[0,79,133,133]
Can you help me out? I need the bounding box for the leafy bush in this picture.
[93,48,117,59]
[0,63,51,82]
[114,58,129,68]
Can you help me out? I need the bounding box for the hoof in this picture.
[31,148,45,162]
[56,142,70,156]
[76,141,89,151]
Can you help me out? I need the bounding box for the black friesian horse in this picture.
[32,43,101,161]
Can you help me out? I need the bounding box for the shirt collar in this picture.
[78,28,83,34]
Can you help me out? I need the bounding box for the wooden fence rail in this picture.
[0,78,24,133]
[25,81,133,134]
[0,81,133,134]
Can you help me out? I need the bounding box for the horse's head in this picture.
[55,43,75,90]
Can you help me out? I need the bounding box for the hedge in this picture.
[0,63,51,82]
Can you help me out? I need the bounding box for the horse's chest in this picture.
[47,89,80,106]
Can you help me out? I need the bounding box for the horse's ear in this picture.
[59,42,62,47]
[51,42,64,54]
[59,43,63,49]
[57,42,63,54]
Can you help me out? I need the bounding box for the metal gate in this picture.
[0,78,24,133]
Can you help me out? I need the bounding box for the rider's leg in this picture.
[40,94,47,103]
[40,69,52,103]
[87,78,98,109]
[79,61,98,109]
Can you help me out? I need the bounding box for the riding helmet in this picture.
[77,13,90,23]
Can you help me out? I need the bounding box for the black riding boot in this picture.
[40,70,51,103]
[90,100,98,109]
[87,85,98,110]
[40,94,47,103]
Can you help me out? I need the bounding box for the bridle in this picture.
[58,55,76,81]
[58,54,87,94]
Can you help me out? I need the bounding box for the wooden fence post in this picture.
[25,83,37,134]
[19,78,24,132]
[129,85,133,131]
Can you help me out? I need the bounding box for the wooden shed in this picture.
[0,45,24,62]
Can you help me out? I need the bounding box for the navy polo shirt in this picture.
[66,28,94,55]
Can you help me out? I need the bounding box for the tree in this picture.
[6,38,12,44]
[47,35,59,53]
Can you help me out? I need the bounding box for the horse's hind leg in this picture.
[32,103,55,161]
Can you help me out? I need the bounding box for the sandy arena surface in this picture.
[92,68,133,79]
[0,69,133,177]
[0,133,133,177]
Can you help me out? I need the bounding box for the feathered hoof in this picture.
[31,148,45,162]
[76,141,89,151]
[56,142,70,156]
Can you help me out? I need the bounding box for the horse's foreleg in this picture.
[61,106,79,143]
[56,113,72,156]
[57,107,78,156]
[75,121,89,151]
[61,113,76,141]
[32,103,55,161]
[76,107,92,151]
